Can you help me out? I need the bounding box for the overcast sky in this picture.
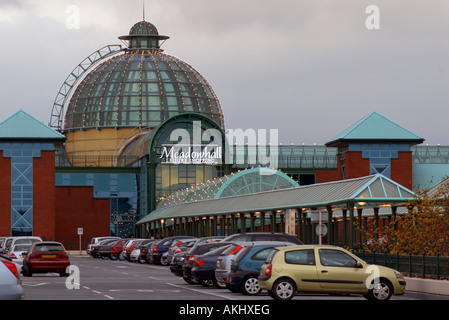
[0,0,448,145]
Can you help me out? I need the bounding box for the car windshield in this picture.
[13,244,31,251]
[34,244,64,252]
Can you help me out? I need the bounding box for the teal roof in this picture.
[326,111,424,147]
[0,110,66,141]
[137,174,414,225]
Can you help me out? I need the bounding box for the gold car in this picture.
[258,245,406,300]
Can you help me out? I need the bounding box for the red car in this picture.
[22,242,70,277]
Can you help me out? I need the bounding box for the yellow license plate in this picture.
[42,255,56,258]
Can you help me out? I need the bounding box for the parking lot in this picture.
[21,254,445,302]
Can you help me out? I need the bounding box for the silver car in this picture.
[0,256,23,300]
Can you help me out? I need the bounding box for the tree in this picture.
[358,177,449,256]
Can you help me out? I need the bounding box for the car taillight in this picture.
[173,241,182,247]
[9,253,17,260]
[2,260,19,279]
[154,246,158,253]
[175,248,182,253]
[228,245,243,255]
[265,265,272,276]
[195,258,205,267]
[188,254,195,263]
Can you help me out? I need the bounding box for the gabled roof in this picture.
[326,111,424,147]
[0,110,65,141]
[137,174,414,225]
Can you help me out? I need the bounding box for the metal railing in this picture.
[355,252,449,279]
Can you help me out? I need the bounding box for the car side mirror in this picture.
[356,261,363,268]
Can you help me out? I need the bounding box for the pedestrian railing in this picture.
[355,252,449,280]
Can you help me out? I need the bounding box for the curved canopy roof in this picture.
[137,174,415,225]
[158,167,300,208]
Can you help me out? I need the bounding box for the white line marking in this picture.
[166,283,237,300]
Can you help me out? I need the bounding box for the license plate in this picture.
[42,255,56,258]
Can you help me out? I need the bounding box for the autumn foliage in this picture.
[358,178,449,256]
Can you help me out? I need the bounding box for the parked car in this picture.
[227,242,294,295]
[123,239,147,261]
[0,237,16,255]
[214,242,252,289]
[0,256,23,300]
[87,236,120,256]
[22,242,70,277]
[130,239,154,262]
[0,237,7,253]
[8,244,33,268]
[191,245,235,287]
[137,241,155,263]
[90,239,119,258]
[98,238,131,260]
[223,232,303,244]
[167,238,198,264]
[176,242,233,284]
[148,236,196,265]
[258,245,406,301]
[9,237,42,253]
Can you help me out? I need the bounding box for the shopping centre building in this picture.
[0,20,447,248]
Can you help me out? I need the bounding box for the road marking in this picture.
[166,283,237,300]
[22,282,49,287]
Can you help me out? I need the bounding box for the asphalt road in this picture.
[21,255,448,302]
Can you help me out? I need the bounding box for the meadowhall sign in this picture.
[156,121,279,167]
[160,145,222,164]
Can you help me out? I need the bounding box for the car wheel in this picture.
[241,276,261,295]
[199,279,214,287]
[367,279,393,301]
[159,256,169,266]
[213,277,227,289]
[272,279,296,300]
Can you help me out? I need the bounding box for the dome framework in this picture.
[64,20,224,131]
[56,20,224,166]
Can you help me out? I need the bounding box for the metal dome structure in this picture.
[54,20,224,166]
[64,20,224,131]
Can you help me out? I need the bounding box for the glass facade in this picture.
[1,143,54,236]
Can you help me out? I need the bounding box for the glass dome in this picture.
[64,21,224,131]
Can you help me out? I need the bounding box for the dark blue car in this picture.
[227,242,294,295]
[190,244,234,287]
[149,236,196,265]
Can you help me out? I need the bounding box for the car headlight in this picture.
[394,270,404,280]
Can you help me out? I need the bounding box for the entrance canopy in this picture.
[137,174,414,225]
